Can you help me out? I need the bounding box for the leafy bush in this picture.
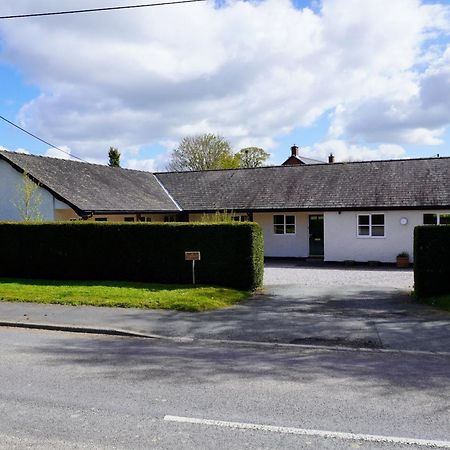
[414,225,450,297]
[0,222,264,290]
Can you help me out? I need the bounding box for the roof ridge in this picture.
[155,155,449,175]
[0,149,157,175]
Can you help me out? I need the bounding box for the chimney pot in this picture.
[328,153,335,164]
[291,145,299,157]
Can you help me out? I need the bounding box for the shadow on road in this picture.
[23,332,450,396]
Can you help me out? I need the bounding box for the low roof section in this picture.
[155,157,450,212]
[0,150,180,215]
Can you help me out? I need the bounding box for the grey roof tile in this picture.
[2,150,449,213]
[0,150,179,213]
[155,158,450,211]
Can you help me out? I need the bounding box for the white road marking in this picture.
[164,415,450,448]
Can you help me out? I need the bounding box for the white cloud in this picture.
[0,146,30,154]
[302,140,406,162]
[15,148,30,154]
[0,0,449,161]
[126,158,157,172]
[44,146,72,159]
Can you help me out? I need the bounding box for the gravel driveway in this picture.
[264,260,414,291]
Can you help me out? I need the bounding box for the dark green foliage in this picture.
[414,225,450,297]
[0,222,264,290]
[108,147,121,167]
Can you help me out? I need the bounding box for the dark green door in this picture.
[309,215,324,257]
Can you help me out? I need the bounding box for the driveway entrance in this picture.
[262,260,450,352]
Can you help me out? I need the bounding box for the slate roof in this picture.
[0,150,179,214]
[1,150,449,213]
[282,155,324,165]
[155,158,450,212]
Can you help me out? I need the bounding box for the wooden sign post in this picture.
[185,251,201,285]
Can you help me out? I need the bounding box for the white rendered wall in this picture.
[324,210,450,263]
[0,160,55,221]
[253,212,312,257]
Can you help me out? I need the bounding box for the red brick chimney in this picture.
[328,153,335,163]
[291,145,299,157]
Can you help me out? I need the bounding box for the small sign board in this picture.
[185,251,201,261]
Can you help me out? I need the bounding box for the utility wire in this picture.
[0,115,88,162]
[0,0,207,20]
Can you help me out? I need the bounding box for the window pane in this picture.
[424,214,437,225]
[372,214,384,225]
[358,226,370,236]
[273,215,284,225]
[124,217,134,222]
[440,214,450,225]
[358,215,369,225]
[372,226,385,237]
[286,225,295,234]
[274,225,285,234]
[286,215,295,225]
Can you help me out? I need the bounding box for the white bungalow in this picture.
[1,149,449,263]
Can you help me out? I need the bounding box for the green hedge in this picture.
[0,222,264,290]
[414,225,450,298]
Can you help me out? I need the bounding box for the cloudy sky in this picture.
[0,0,449,170]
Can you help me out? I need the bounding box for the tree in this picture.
[167,134,239,171]
[108,147,121,167]
[14,171,43,221]
[236,147,270,168]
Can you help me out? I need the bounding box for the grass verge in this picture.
[422,294,450,312]
[0,278,250,312]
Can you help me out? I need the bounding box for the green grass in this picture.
[0,278,250,312]
[422,294,450,312]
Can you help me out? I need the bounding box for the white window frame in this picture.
[273,214,296,235]
[232,214,249,222]
[357,214,385,238]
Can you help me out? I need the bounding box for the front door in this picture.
[309,215,324,257]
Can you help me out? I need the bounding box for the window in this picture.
[124,217,135,222]
[424,213,450,225]
[273,215,296,234]
[95,218,107,222]
[164,215,176,222]
[232,214,249,222]
[357,214,384,237]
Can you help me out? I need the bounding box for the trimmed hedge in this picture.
[0,222,264,290]
[414,225,450,298]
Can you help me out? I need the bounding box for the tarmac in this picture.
[0,267,449,356]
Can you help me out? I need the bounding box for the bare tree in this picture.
[13,171,43,221]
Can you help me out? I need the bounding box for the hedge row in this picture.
[0,222,264,290]
[414,225,450,297]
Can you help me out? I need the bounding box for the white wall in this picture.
[253,212,311,257]
[0,160,55,221]
[324,210,450,263]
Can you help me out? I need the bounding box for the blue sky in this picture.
[1,0,450,169]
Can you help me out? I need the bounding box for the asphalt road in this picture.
[1,327,449,449]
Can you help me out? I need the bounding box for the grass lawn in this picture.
[0,278,250,312]
[422,294,450,312]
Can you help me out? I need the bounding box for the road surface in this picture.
[0,327,449,449]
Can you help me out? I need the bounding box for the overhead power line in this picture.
[0,0,207,20]
[0,115,88,162]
